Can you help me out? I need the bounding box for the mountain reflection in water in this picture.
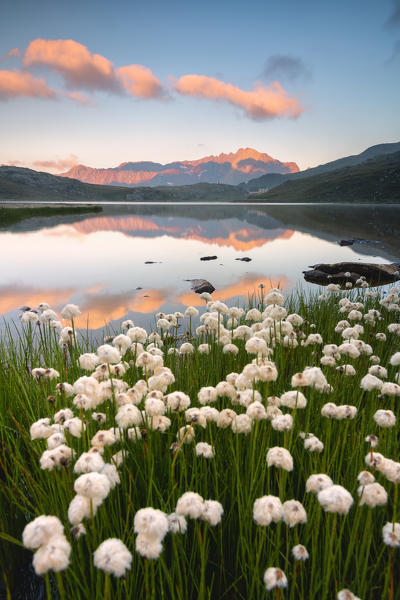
[0,203,399,333]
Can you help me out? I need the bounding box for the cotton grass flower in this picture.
[200,500,224,525]
[382,522,400,547]
[180,342,195,355]
[304,435,324,453]
[94,538,132,577]
[271,414,293,431]
[317,485,353,514]
[195,442,214,459]
[73,449,105,474]
[166,391,191,412]
[358,482,388,507]
[79,353,100,371]
[292,544,309,561]
[23,515,64,549]
[390,352,400,366]
[74,472,111,500]
[134,508,169,540]
[266,447,293,471]
[253,496,283,526]
[198,386,217,404]
[337,591,361,600]
[263,567,288,591]
[282,500,307,527]
[306,474,334,494]
[280,390,307,409]
[61,304,81,319]
[32,535,71,575]
[373,409,396,428]
[360,374,384,392]
[176,492,204,519]
[231,414,252,434]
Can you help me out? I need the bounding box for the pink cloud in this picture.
[23,38,164,99]
[0,69,56,100]
[7,48,21,58]
[65,91,92,105]
[116,65,164,99]
[24,38,118,91]
[33,154,80,172]
[174,74,304,120]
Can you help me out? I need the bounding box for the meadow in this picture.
[1,283,400,600]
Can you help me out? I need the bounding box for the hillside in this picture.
[59,147,299,187]
[252,151,400,203]
[0,166,247,202]
[242,141,400,192]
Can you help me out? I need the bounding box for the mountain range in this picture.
[60,148,299,187]
[1,141,399,204]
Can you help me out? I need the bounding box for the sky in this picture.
[1,0,399,172]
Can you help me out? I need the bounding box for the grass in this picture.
[0,286,400,599]
[0,205,102,227]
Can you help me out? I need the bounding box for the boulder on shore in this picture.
[303,262,400,287]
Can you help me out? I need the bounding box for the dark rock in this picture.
[136,287,142,290]
[144,261,161,264]
[200,255,218,261]
[339,238,382,247]
[185,279,216,294]
[304,262,400,287]
[235,257,252,262]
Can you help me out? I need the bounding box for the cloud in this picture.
[262,54,311,82]
[0,69,56,100]
[23,38,164,99]
[33,154,80,172]
[65,91,92,105]
[174,74,304,120]
[7,48,21,58]
[0,48,21,64]
[24,38,119,91]
[386,39,400,63]
[385,0,400,28]
[116,65,164,99]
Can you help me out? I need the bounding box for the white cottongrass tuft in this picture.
[93,538,132,577]
[282,500,307,527]
[22,515,64,549]
[317,485,353,514]
[382,522,400,547]
[266,447,293,471]
[253,496,283,526]
[263,567,288,591]
[292,544,309,561]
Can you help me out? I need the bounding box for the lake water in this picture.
[1,202,399,334]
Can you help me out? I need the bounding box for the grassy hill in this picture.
[0,166,246,203]
[241,141,400,193]
[251,151,400,203]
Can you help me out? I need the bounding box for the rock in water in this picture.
[185,279,216,294]
[304,262,400,287]
[235,257,252,262]
[200,256,218,261]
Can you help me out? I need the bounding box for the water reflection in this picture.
[1,203,399,332]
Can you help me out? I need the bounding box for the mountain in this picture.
[0,166,246,202]
[252,150,400,203]
[59,148,299,187]
[241,141,400,192]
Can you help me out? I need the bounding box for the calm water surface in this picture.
[1,203,399,334]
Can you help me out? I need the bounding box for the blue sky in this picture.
[1,0,399,171]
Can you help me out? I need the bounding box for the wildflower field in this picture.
[1,285,400,600]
